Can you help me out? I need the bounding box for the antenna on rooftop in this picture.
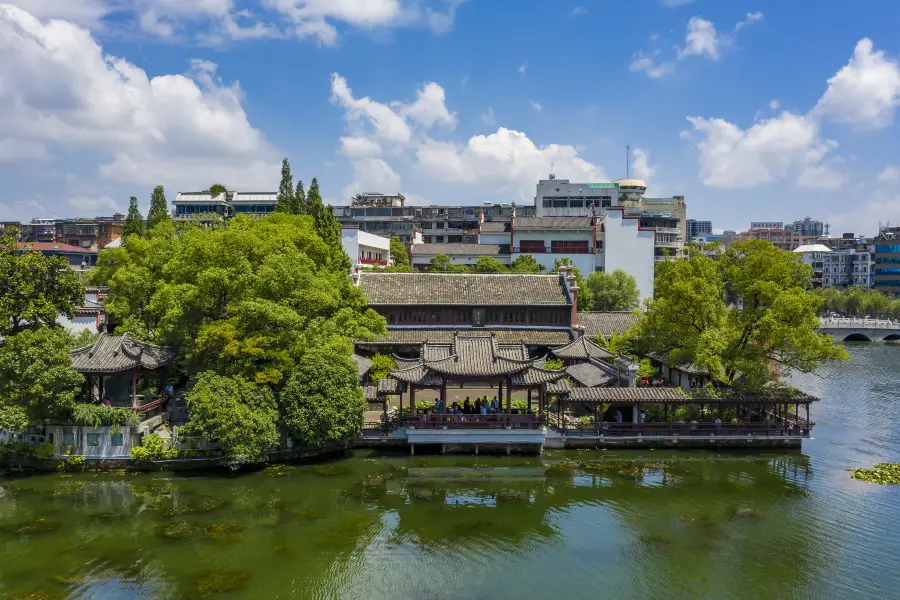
[626,145,631,179]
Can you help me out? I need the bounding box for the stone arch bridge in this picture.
[818,317,900,342]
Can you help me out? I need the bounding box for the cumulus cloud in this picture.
[631,148,657,181]
[878,165,900,182]
[568,6,588,17]
[0,5,280,196]
[339,136,383,159]
[3,0,467,45]
[683,112,844,190]
[828,190,900,236]
[812,38,900,130]
[68,195,122,213]
[330,75,608,202]
[631,12,763,77]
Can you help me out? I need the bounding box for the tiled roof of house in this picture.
[360,327,573,347]
[70,333,177,374]
[648,352,708,375]
[359,272,571,306]
[577,312,642,338]
[351,354,373,378]
[514,217,594,229]
[479,222,508,233]
[567,387,686,403]
[411,243,506,256]
[565,360,618,388]
[551,336,615,360]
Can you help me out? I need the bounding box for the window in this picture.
[551,240,590,254]
[63,432,75,446]
[111,433,124,447]
[86,433,100,447]
[519,240,546,253]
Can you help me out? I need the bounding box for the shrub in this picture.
[32,441,55,460]
[130,433,177,463]
[73,404,138,433]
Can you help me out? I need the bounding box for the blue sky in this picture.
[1,0,899,235]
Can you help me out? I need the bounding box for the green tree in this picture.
[475,256,508,273]
[0,328,84,430]
[206,184,228,197]
[388,235,412,271]
[294,180,306,215]
[543,358,564,370]
[369,353,397,384]
[630,241,848,387]
[147,186,171,231]
[553,257,593,310]
[307,177,352,272]
[279,353,366,447]
[510,254,545,273]
[182,372,279,465]
[123,196,145,238]
[67,329,99,349]
[428,253,451,272]
[275,158,294,213]
[0,235,84,336]
[585,269,640,312]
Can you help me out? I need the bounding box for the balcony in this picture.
[359,257,388,266]
[655,240,683,248]
[655,227,682,234]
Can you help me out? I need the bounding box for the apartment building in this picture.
[787,217,826,237]
[686,219,712,239]
[794,244,872,288]
[725,227,807,251]
[341,227,393,270]
[873,226,900,293]
[172,190,278,221]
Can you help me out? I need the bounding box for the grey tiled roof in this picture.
[514,217,594,229]
[551,337,615,360]
[411,243,505,256]
[577,312,642,338]
[648,353,708,375]
[70,333,177,374]
[359,272,570,306]
[351,354,373,378]
[565,361,618,388]
[546,379,572,395]
[566,387,686,403]
[510,366,567,385]
[362,327,573,347]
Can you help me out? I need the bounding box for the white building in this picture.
[822,248,873,288]
[793,244,831,286]
[534,175,619,218]
[341,227,392,270]
[600,209,656,305]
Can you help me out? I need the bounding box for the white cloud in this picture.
[568,6,588,17]
[828,191,900,236]
[519,61,527,76]
[330,73,413,145]
[732,11,764,32]
[338,136,383,158]
[68,195,122,213]
[530,101,543,114]
[812,38,900,130]
[632,12,763,77]
[631,148,657,181]
[683,112,844,189]
[398,82,457,130]
[677,17,720,60]
[342,157,401,198]
[0,138,48,162]
[480,107,496,127]
[0,5,280,195]
[662,0,694,5]
[878,165,900,182]
[769,99,780,110]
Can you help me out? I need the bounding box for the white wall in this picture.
[50,425,138,459]
[342,229,392,268]
[602,211,656,305]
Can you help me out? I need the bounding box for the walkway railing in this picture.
[403,414,546,430]
[558,422,810,437]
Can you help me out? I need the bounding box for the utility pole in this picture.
[626,145,631,178]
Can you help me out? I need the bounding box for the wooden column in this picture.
[498,380,503,410]
[527,389,532,413]
[440,378,447,411]
[409,384,416,416]
[98,375,104,403]
[131,369,138,409]
[505,377,511,413]
[538,386,545,415]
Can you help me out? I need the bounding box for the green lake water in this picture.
[2,343,900,599]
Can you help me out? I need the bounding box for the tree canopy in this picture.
[123,196,145,238]
[388,235,412,271]
[1,233,83,336]
[206,184,228,197]
[0,328,84,430]
[812,285,900,318]
[275,158,294,213]
[585,268,640,312]
[509,254,545,273]
[91,210,385,461]
[294,180,307,215]
[147,186,170,231]
[627,240,848,387]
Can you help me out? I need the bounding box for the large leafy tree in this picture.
[279,353,367,447]
[0,234,84,336]
[629,241,848,387]
[275,158,294,213]
[428,253,470,273]
[147,185,171,231]
[510,254,545,273]
[123,196,145,238]
[206,184,228,197]
[183,372,280,465]
[388,235,412,271]
[475,256,508,273]
[585,268,639,312]
[0,328,84,430]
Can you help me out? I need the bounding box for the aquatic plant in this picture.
[848,463,900,485]
[0,516,61,535]
[263,464,295,477]
[188,569,250,598]
[312,463,352,476]
[158,521,244,541]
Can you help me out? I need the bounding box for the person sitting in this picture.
[480,403,487,416]
[474,398,482,414]
[463,398,472,414]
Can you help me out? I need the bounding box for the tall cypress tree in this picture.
[275,158,294,213]
[308,177,351,272]
[123,196,145,238]
[147,186,170,231]
[293,180,306,215]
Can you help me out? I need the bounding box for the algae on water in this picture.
[848,463,900,485]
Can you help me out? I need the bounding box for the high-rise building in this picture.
[873,226,900,293]
[786,217,826,237]
[686,219,712,239]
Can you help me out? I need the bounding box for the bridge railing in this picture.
[818,317,900,329]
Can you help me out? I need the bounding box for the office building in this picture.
[172,190,278,221]
[686,219,712,239]
[873,226,900,293]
